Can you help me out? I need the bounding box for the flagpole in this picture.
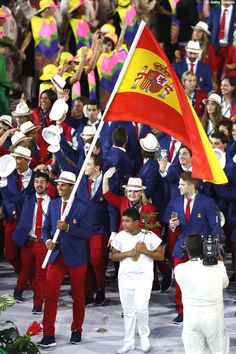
[42,20,147,269]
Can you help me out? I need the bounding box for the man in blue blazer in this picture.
[13,171,50,311]
[0,146,34,272]
[173,41,212,93]
[208,0,236,85]
[164,171,221,323]
[37,171,92,348]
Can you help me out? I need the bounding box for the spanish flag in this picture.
[103,21,227,184]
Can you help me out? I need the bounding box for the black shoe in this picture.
[152,281,160,291]
[173,314,183,324]
[95,289,105,306]
[13,289,23,303]
[161,269,172,293]
[85,296,95,307]
[32,306,43,315]
[37,336,56,347]
[70,330,81,344]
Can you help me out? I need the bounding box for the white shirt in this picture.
[111,229,161,285]
[186,58,199,73]
[29,194,51,238]
[183,192,197,215]
[219,5,233,45]
[175,259,229,309]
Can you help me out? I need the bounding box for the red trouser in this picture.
[16,239,47,307]
[43,253,87,336]
[174,255,189,315]
[3,219,20,272]
[86,234,107,297]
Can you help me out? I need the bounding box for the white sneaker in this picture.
[116,343,135,354]
[140,337,151,352]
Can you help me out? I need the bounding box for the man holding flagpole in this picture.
[37,171,92,348]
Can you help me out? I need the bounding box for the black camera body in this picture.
[182,235,223,266]
[202,235,222,266]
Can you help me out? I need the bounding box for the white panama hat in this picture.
[55,171,76,184]
[49,99,68,121]
[140,133,159,152]
[123,177,146,191]
[0,154,16,177]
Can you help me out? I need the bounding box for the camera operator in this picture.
[175,234,229,354]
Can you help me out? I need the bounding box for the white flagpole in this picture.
[42,21,147,269]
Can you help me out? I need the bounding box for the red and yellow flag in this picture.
[103,22,227,184]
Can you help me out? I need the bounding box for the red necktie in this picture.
[62,201,67,215]
[133,122,139,138]
[169,139,177,161]
[218,9,227,40]
[185,198,192,221]
[35,197,43,238]
[87,179,93,198]
[190,63,195,73]
[17,173,23,192]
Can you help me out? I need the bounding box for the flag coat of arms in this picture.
[103,21,227,184]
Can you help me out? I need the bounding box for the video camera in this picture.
[202,235,223,266]
[182,235,223,266]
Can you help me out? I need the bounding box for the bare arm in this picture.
[19,32,32,60]
[111,246,139,261]
[102,167,116,194]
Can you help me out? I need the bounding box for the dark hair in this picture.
[34,171,50,183]
[73,96,89,105]
[122,207,140,221]
[221,76,236,99]
[103,37,115,51]
[180,171,198,186]
[40,89,57,107]
[180,145,192,156]
[85,137,101,149]
[90,154,103,170]
[87,99,100,109]
[210,131,228,145]
[185,233,203,257]
[112,126,128,147]
[216,120,233,138]
[141,149,155,159]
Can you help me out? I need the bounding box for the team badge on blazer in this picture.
[99,196,104,202]
[197,213,202,218]
[73,219,77,224]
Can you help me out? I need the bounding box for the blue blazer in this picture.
[13,192,45,247]
[77,175,118,234]
[42,197,92,266]
[164,193,221,258]
[103,146,132,195]
[0,170,35,221]
[208,4,236,52]
[138,158,166,220]
[173,60,212,93]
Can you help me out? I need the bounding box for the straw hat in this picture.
[55,171,76,184]
[191,21,211,36]
[139,133,159,152]
[49,99,68,121]
[0,155,16,178]
[50,74,66,93]
[11,101,33,117]
[185,41,201,53]
[20,121,39,135]
[0,115,12,128]
[40,64,58,81]
[123,177,146,191]
[10,132,31,149]
[11,146,32,160]
[37,0,58,14]
[203,93,222,107]
[42,125,61,145]
[68,0,86,14]
[80,125,97,139]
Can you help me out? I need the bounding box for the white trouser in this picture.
[182,307,230,354]
[118,279,152,346]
